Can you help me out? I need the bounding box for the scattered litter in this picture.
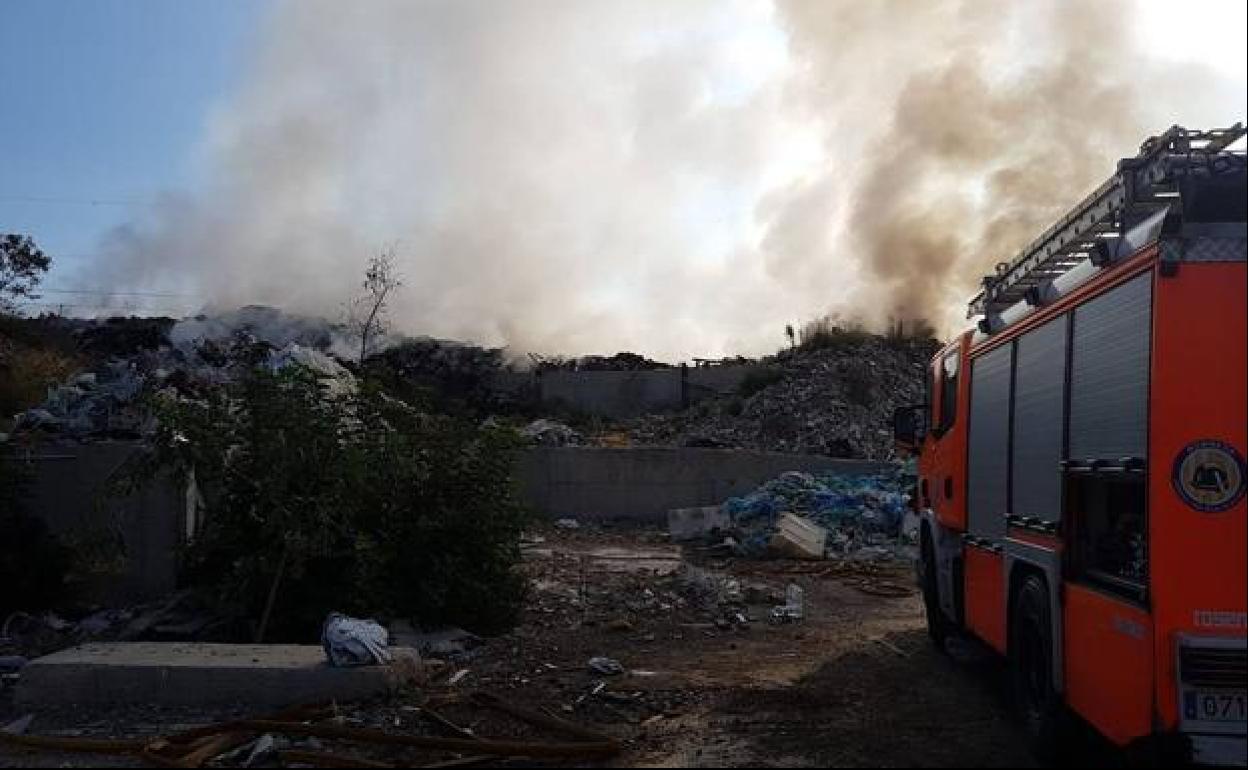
[447,669,471,686]
[389,623,480,659]
[1,715,33,735]
[555,518,581,529]
[321,613,392,667]
[587,657,624,676]
[769,583,805,624]
[521,419,583,446]
[243,733,283,767]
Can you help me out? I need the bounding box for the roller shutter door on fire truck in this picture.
[1069,273,1151,463]
[968,343,1012,541]
[1012,315,1068,522]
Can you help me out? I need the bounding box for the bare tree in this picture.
[348,247,402,362]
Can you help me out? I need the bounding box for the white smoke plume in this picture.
[93,0,1245,359]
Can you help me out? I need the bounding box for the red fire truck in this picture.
[894,124,1247,764]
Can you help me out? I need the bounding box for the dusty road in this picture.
[2,525,1050,767]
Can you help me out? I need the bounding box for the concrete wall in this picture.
[538,370,684,418]
[537,364,760,418]
[686,364,756,397]
[20,440,182,603]
[518,446,888,523]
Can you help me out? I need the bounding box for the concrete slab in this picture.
[14,643,418,708]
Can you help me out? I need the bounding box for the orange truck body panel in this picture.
[923,334,969,532]
[1149,261,1248,731]
[963,547,1006,654]
[1064,584,1155,745]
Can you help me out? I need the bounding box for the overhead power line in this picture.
[0,194,149,207]
[39,288,200,298]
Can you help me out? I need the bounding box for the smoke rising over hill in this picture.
[92,0,1245,359]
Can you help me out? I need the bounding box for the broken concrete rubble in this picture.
[625,338,934,459]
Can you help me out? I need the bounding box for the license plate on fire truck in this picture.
[1184,690,1248,723]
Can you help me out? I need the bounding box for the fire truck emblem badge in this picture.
[1172,440,1246,513]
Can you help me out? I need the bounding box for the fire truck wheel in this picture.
[921,537,950,647]
[1010,574,1063,758]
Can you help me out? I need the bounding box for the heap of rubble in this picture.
[4,309,358,441]
[626,338,935,460]
[719,465,918,561]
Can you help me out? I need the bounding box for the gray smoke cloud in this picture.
[93,0,1245,359]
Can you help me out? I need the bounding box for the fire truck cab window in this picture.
[1070,474,1148,601]
[937,349,959,434]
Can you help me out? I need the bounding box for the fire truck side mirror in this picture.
[893,405,927,452]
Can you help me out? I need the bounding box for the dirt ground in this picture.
[1,525,1055,768]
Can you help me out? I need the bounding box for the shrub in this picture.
[140,365,533,641]
[796,315,873,353]
[0,342,81,423]
[0,449,73,616]
[883,316,938,349]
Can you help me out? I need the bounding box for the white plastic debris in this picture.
[587,656,625,675]
[555,518,581,529]
[520,419,582,446]
[321,612,392,667]
[769,583,805,624]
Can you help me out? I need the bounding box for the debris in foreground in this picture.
[0,692,620,766]
[323,613,393,667]
[718,464,917,560]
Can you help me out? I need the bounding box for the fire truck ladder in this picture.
[967,123,1247,319]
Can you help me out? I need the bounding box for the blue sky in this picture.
[0,0,264,312]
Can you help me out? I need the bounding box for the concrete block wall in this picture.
[537,369,685,418]
[519,446,888,523]
[537,364,760,418]
[20,439,183,603]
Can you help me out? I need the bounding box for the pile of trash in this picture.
[520,418,583,446]
[532,351,672,372]
[8,308,361,439]
[7,337,357,440]
[627,338,934,460]
[715,464,918,561]
[368,337,533,413]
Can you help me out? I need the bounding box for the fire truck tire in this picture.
[1010,574,1064,759]
[921,537,950,648]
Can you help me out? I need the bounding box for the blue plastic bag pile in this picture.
[720,463,916,557]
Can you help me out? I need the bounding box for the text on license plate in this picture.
[1184,690,1248,722]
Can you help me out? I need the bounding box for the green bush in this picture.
[140,366,532,641]
[0,450,73,616]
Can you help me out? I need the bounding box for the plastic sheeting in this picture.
[719,464,915,558]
